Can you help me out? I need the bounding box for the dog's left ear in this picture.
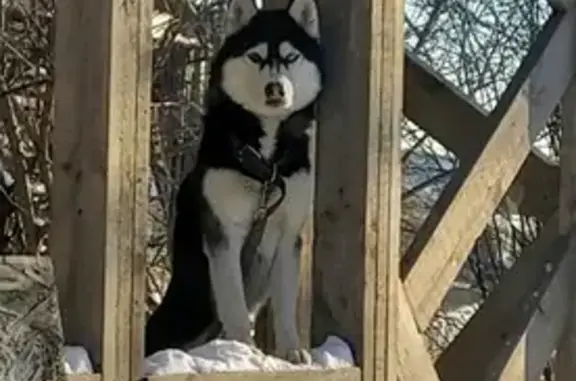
[288,0,320,39]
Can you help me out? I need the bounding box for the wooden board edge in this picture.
[145,367,361,381]
[66,374,102,381]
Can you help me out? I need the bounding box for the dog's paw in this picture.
[278,348,313,365]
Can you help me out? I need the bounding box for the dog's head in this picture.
[211,0,323,118]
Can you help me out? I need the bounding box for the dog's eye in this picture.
[247,52,264,64]
[285,53,300,63]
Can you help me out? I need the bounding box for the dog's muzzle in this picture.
[264,81,286,107]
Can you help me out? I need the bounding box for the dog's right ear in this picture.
[225,0,258,36]
[288,0,319,39]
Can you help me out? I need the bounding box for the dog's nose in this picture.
[264,81,285,98]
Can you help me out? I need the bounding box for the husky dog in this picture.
[145,0,324,364]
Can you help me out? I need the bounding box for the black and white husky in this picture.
[145,0,324,364]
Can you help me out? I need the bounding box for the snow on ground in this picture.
[63,346,94,374]
[63,335,354,377]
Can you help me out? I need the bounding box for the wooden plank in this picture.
[434,212,569,381]
[145,368,361,381]
[66,365,360,380]
[401,10,576,329]
[498,342,527,381]
[549,78,576,381]
[495,230,576,381]
[313,0,404,380]
[52,0,152,379]
[397,286,441,381]
[404,47,559,223]
[67,375,102,381]
[297,219,314,347]
[403,83,531,328]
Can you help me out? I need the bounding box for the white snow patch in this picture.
[63,346,94,374]
[63,336,354,376]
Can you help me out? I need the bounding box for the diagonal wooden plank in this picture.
[404,41,559,223]
[402,88,530,328]
[493,216,576,380]
[401,10,576,329]
[397,285,441,381]
[434,212,570,381]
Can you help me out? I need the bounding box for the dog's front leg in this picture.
[270,234,311,364]
[205,224,254,345]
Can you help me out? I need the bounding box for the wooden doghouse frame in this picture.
[49,0,576,380]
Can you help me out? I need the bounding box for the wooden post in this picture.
[552,78,576,380]
[313,0,404,380]
[51,0,152,379]
[549,9,576,381]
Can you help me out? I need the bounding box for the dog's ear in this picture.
[288,0,319,39]
[225,0,258,36]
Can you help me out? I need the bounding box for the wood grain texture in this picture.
[52,0,152,378]
[66,375,101,381]
[297,219,313,347]
[145,368,360,381]
[313,0,404,380]
[397,286,440,381]
[550,77,576,381]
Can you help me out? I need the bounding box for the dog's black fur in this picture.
[145,8,324,356]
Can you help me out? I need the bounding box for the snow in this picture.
[63,336,354,377]
[63,346,94,374]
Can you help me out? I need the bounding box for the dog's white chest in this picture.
[204,128,315,231]
[259,118,279,159]
[202,167,312,230]
[202,169,261,229]
[280,170,313,232]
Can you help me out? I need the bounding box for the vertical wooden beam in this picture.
[297,219,314,347]
[51,0,152,379]
[552,78,576,381]
[313,0,404,380]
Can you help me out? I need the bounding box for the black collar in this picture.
[230,110,313,186]
[231,136,287,220]
[230,136,285,186]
